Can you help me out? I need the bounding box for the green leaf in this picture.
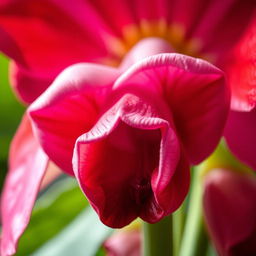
[16,177,88,256]
[34,205,113,256]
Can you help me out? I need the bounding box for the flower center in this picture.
[133,178,152,206]
[104,20,212,65]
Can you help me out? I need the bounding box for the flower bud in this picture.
[203,168,256,256]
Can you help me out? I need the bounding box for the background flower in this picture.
[203,168,256,256]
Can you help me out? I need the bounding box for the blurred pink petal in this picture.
[0,0,254,103]
[0,0,109,73]
[224,109,256,171]
[225,17,256,111]
[203,168,256,256]
[104,229,141,256]
[191,1,255,62]
[29,63,119,175]
[1,114,48,256]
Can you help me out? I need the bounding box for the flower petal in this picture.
[224,109,256,171]
[9,61,53,104]
[104,229,141,256]
[73,93,189,228]
[29,63,119,175]
[190,0,255,62]
[1,114,48,256]
[203,169,256,255]
[0,0,110,73]
[0,26,24,65]
[225,17,256,112]
[114,53,229,164]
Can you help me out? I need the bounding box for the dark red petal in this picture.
[224,109,256,171]
[203,169,256,256]
[73,94,188,227]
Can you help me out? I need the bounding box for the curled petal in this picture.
[224,109,256,171]
[29,63,119,175]
[73,93,189,228]
[114,53,229,164]
[1,114,48,256]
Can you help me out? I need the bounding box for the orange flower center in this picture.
[103,20,213,66]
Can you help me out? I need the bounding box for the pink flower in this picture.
[0,0,254,254]
[104,229,141,256]
[28,39,229,228]
[203,168,256,256]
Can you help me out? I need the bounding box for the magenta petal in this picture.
[188,0,255,62]
[114,53,229,164]
[224,109,256,171]
[73,93,189,228]
[225,17,256,112]
[9,61,53,104]
[0,0,109,74]
[29,63,119,175]
[0,26,25,66]
[203,169,256,256]
[1,114,48,256]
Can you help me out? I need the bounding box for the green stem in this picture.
[143,215,173,256]
[173,203,185,256]
[179,167,208,256]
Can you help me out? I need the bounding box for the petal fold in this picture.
[114,53,229,164]
[29,63,119,175]
[73,93,189,227]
